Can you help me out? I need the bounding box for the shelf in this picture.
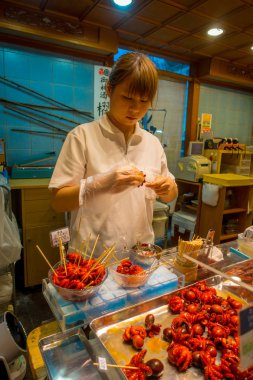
[175,179,201,186]
[220,233,238,241]
[184,204,198,211]
[223,208,247,215]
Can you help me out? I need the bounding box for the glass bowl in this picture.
[110,257,158,288]
[48,261,108,302]
[132,243,163,265]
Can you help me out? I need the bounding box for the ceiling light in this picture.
[113,0,132,6]
[207,28,224,36]
[251,45,253,50]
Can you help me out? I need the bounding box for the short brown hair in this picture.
[109,52,158,102]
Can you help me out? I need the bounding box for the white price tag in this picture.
[49,227,70,247]
[97,357,108,371]
[239,305,253,370]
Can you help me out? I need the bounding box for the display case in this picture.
[161,239,250,282]
[39,243,253,380]
[43,265,184,331]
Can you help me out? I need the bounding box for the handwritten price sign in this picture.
[49,227,70,247]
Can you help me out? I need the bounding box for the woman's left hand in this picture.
[145,175,177,198]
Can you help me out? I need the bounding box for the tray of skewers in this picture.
[90,276,253,380]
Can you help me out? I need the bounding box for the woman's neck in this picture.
[106,113,135,142]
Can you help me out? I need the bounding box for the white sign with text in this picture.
[94,66,111,120]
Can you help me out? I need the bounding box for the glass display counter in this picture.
[43,265,184,331]
[161,239,250,282]
[40,239,253,380]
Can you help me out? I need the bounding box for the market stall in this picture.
[26,233,253,380]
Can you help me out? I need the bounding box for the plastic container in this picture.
[153,201,169,239]
[237,236,253,258]
[48,263,108,302]
[153,214,168,239]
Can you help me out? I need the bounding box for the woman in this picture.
[49,52,177,255]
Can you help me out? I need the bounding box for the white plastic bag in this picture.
[0,188,22,269]
[202,183,221,207]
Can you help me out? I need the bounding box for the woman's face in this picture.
[107,77,151,133]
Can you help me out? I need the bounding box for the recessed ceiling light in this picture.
[113,0,133,6]
[251,45,253,50]
[207,28,224,36]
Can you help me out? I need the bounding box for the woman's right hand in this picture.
[111,166,145,192]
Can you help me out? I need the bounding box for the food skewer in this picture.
[58,237,67,275]
[80,244,115,283]
[84,233,91,261]
[77,239,85,266]
[93,363,139,370]
[36,245,57,276]
[88,234,100,264]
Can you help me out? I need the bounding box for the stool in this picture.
[27,320,60,380]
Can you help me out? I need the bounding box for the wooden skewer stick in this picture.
[99,245,115,266]
[88,234,100,264]
[80,239,85,253]
[93,363,139,370]
[84,281,94,289]
[93,248,118,282]
[84,233,91,261]
[104,257,129,269]
[81,244,115,283]
[77,239,86,266]
[36,245,57,276]
[81,254,106,283]
[145,261,165,273]
[59,237,67,275]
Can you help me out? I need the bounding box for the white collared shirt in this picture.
[49,114,174,255]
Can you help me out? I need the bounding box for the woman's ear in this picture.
[106,81,111,97]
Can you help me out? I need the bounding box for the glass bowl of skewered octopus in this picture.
[110,257,159,288]
[48,252,108,302]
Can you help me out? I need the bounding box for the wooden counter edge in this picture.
[9,178,50,189]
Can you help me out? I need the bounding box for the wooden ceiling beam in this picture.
[0,33,113,64]
[112,0,153,30]
[119,39,193,64]
[79,0,102,22]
